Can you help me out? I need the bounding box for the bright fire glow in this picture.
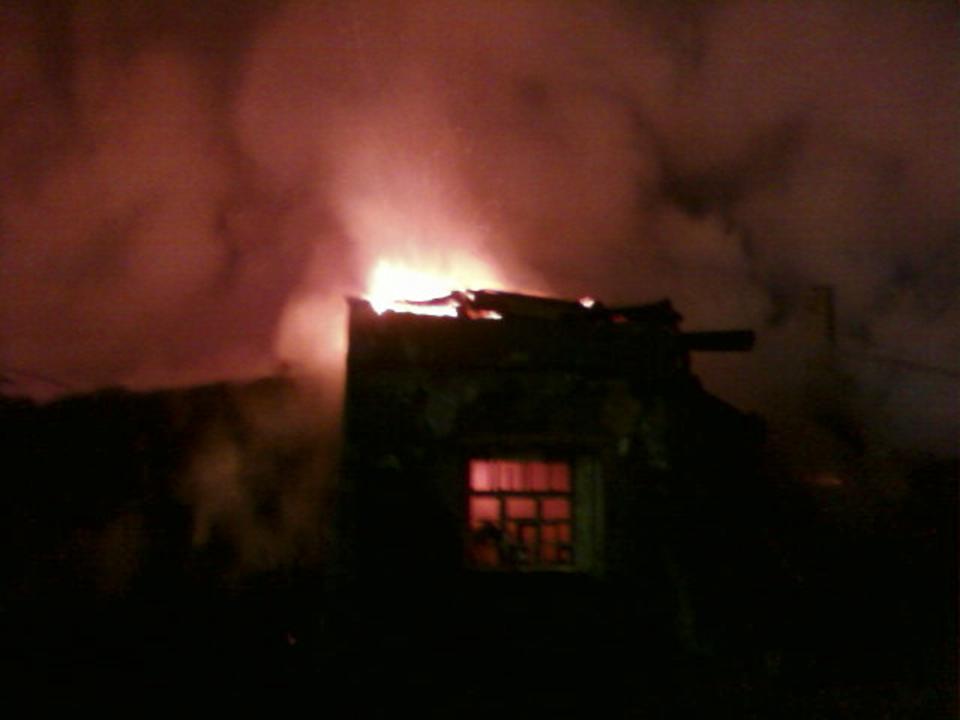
[366,258,504,317]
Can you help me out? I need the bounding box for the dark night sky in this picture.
[1,0,957,458]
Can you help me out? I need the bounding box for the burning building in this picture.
[330,287,779,712]
[339,289,762,587]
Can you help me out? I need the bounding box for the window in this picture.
[466,459,575,570]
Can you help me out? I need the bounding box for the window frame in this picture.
[464,455,584,573]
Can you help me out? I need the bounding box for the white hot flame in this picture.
[365,258,504,316]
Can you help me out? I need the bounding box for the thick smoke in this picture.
[1,1,956,567]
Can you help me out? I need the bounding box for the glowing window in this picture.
[466,459,574,570]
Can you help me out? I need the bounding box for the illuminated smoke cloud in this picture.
[1,2,956,508]
[241,0,958,457]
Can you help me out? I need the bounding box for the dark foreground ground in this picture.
[2,442,955,717]
[3,382,953,716]
[3,558,956,719]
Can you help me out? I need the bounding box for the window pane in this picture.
[488,460,502,491]
[542,498,570,521]
[470,460,492,492]
[505,461,526,491]
[549,463,571,492]
[541,543,557,563]
[494,461,507,491]
[556,523,571,542]
[506,497,536,519]
[528,462,550,492]
[490,460,503,491]
[469,496,499,526]
[473,545,499,567]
